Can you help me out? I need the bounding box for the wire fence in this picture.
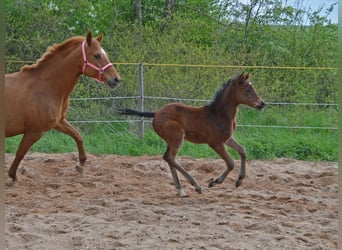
[68,96,338,130]
[70,96,338,130]
[6,60,338,135]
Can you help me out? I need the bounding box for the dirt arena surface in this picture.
[5,153,338,250]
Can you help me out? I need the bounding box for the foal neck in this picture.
[207,81,239,115]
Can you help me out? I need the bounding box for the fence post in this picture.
[138,63,144,138]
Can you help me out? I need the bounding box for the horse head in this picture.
[235,73,265,110]
[82,32,121,89]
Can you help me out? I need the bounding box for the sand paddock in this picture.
[5,153,337,249]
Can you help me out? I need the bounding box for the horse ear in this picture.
[86,32,92,46]
[96,34,103,43]
[239,72,250,81]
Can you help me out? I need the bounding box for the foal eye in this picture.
[244,84,252,93]
[94,54,101,60]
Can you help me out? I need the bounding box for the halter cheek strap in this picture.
[81,41,113,83]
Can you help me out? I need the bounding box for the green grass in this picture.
[5,105,338,162]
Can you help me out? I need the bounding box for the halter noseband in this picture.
[81,40,113,83]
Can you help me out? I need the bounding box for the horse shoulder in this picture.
[205,108,235,137]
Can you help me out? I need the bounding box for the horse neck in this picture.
[209,84,238,120]
[34,43,83,96]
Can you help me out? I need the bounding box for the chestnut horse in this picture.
[119,73,265,196]
[5,32,121,181]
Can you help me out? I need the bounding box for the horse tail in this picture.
[117,108,155,118]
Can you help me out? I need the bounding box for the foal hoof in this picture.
[235,179,243,188]
[177,188,186,197]
[195,186,202,194]
[208,179,218,188]
[75,164,84,175]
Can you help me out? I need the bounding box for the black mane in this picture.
[206,77,234,108]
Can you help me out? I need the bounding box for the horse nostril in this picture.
[259,101,265,109]
[114,77,120,83]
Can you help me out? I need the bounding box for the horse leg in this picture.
[160,123,202,196]
[164,147,202,196]
[54,119,86,173]
[226,137,246,187]
[163,147,185,196]
[8,132,43,181]
[208,143,234,188]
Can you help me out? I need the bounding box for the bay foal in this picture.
[119,73,265,196]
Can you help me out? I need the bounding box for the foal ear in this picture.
[239,72,250,81]
[96,34,103,43]
[239,72,246,81]
[86,32,93,46]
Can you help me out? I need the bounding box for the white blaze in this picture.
[100,47,107,56]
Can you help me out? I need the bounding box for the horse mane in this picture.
[206,76,236,108]
[21,36,84,71]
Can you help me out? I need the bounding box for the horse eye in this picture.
[94,54,101,60]
[244,83,252,92]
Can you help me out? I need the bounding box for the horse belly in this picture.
[5,115,25,137]
[5,83,26,137]
[183,128,208,144]
[5,106,59,137]
[5,82,60,137]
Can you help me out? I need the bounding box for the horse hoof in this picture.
[195,187,202,194]
[208,180,217,188]
[177,188,186,197]
[8,172,17,182]
[75,164,83,174]
[235,180,242,188]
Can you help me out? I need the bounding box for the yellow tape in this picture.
[5,60,337,71]
[104,62,337,71]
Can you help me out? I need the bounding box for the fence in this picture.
[6,61,338,138]
[66,62,338,138]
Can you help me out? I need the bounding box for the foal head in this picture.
[231,73,265,110]
[82,32,121,89]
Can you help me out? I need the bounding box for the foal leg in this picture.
[208,143,235,188]
[54,118,86,173]
[173,161,202,195]
[164,148,202,196]
[8,131,43,181]
[226,137,246,187]
[163,147,185,197]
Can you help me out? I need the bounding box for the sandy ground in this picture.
[5,152,338,250]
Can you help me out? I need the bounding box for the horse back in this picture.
[153,102,234,144]
[153,103,214,143]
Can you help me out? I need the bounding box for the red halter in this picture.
[81,40,113,83]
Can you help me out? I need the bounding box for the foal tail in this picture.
[117,108,155,118]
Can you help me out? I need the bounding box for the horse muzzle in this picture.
[108,76,121,89]
[256,100,265,110]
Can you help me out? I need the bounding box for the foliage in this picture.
[5,0,337,100]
